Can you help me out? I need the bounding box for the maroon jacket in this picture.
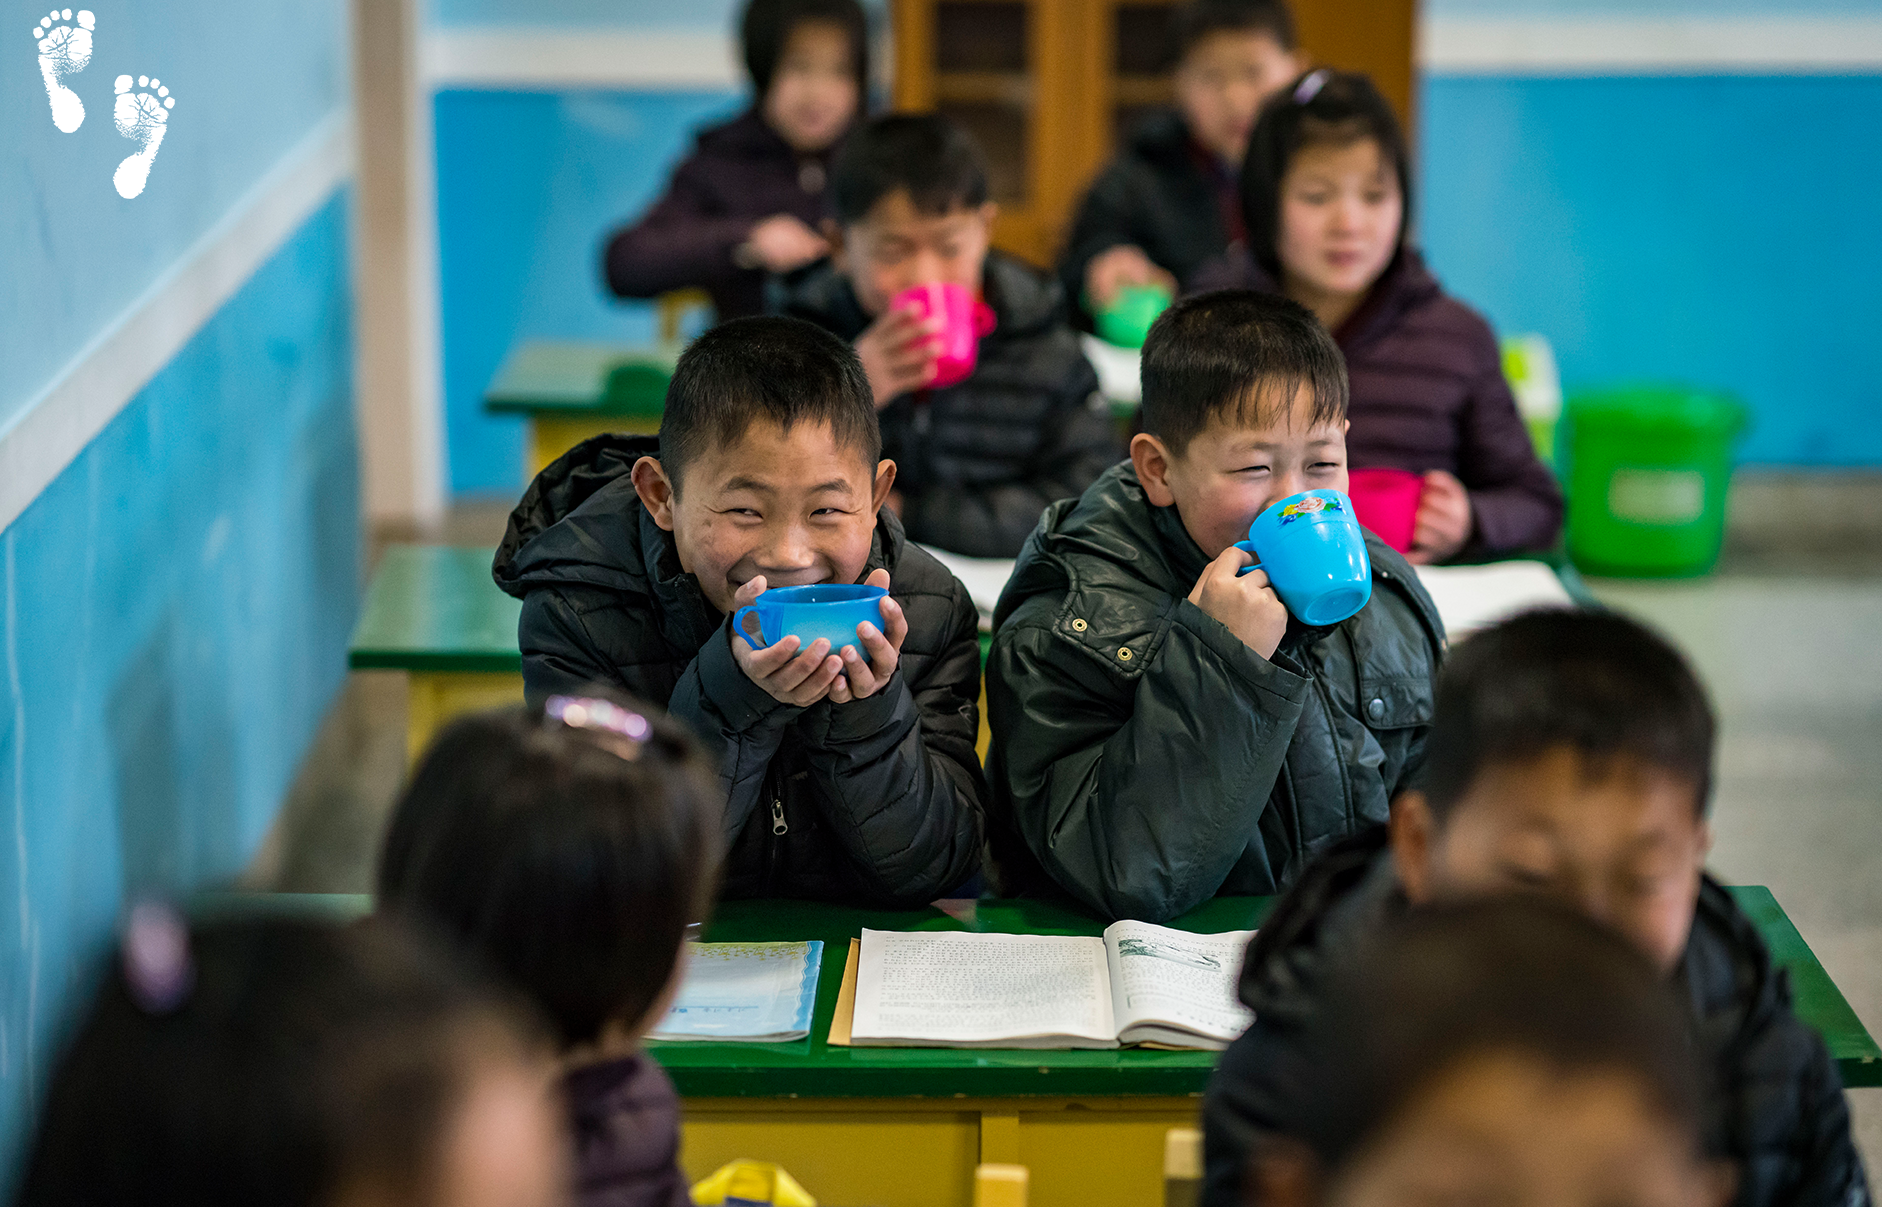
[603,108,838,321]
[1189,249,1564,558]
[564,1052,690,1207]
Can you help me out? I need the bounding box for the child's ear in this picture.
[631,456,679,532]
[1131,432,1179,507]
[1389,789,1437,904]
[871,459,898,513]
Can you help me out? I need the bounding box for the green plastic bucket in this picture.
[1561,386,1748,577]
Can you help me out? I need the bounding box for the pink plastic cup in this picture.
[890,282,994,389]
[1346,467,1425,553]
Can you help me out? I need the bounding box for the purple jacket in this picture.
[1188,249,1564,558]
[563,1052,690,1207]
[603,109,838,321]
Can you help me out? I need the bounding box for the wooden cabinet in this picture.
[891,0,1417,267]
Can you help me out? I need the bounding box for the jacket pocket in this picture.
[1353,673,1433,731]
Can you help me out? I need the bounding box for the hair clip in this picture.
[1293,69,1330,105]
[122,901,194,1015]
[546,695,651,759]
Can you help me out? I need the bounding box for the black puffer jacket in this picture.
[774,251,1120,558]
[1202,828,1871,1207]
[1057,109,1237,331]
[492,434,986,906]
[983,463,1445,922]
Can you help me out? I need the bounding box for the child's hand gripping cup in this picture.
[890,282,996,389]
[1234,489,1373,626]
[734,583,890,654]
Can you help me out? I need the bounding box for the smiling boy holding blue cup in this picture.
[984,290,1444,922]
[494,316,985,907]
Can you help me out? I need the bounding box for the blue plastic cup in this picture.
[733,583,888,653]
[1233,489,1373,626]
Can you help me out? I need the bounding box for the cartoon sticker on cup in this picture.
[1234,488,1373,626]
[734,584,890,655]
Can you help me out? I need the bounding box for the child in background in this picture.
[984,291,1443,923]
[604,0,866,321]
[378,696,722,1207]
[776,113,1117,558]
[1250,899,1728,1207]
[1203,609,1868,1207]
[16,911,565,1207]
[1191,70,1562,562]
[1058,0,1304,332]
[493,316,985,907]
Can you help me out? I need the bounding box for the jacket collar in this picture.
[776,249,1067,344]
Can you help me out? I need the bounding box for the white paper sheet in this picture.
[850,929,1116,1048]
[915,544,1017,630]
[1412,560,1575,639]
[1104,921,1255,1046]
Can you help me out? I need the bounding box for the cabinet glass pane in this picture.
[939,101,1028,205]
[1114,3,1176,76]
[936,2,1027,74]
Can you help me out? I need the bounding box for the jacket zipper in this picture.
[763,774,787,896]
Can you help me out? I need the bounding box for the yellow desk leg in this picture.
[405,672,527,764]
[680,1097,1199,1207]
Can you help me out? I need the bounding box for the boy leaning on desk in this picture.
[493,316,985,908]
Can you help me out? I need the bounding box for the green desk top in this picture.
[348,546,521,673]
[193,889,1880,1094]
[484,340,680,418]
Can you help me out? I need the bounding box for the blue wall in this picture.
[436,88,740,496]
[1418,74,1882,466]
[0,192,357,1181]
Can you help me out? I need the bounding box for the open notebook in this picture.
[829,923,1255,1050]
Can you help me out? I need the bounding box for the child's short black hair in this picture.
[377,693,723,1048]
[1139,289,1347,456]
[1423,609,1717,821]
[1294,897,1704,1171]
[18,913,533,1207]
[741,0,869,104]
[831,112,989,225]
[1171,0,1298,61]
[659,314,881,493]
[1241,69,1411,278]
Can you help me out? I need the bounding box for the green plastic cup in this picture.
[1095,283,1173,349]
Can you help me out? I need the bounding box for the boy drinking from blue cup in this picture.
[494,315,986,906]
[983,290,1443,922]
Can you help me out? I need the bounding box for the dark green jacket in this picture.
[984,463,1444,922]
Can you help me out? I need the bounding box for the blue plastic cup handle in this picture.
[733,605,768,650]
[1233,540,1264,576]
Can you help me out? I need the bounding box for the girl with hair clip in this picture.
[603,0,869,322]
[1190,69,1563,564]
[15,909,568,1207]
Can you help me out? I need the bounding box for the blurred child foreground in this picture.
[493,316,985,907]
[985,291,1443,922]
[776,112,1119,558]
[15,912,568,1207]
[1203,609,1868,1207]
[1194,69,1563,563]
[605,0,867,321]
[378,695,722,1207]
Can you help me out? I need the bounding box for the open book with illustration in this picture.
[836,922,1256,1050]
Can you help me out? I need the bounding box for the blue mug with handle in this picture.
[1233,488,1373,626]
[734,583,888,653]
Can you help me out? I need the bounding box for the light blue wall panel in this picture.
[0,194,357,1184]
[1419,73,1882,465]
[431,0,741,28]
[434,88,742,497]
[1,0,347,433]
[1430,0,1882,14]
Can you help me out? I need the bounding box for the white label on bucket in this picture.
[1607,468,1705,525]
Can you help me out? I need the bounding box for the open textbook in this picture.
[650,941,823,1042]
[844,923,1255,1050]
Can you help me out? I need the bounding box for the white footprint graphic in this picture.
[33,9,95,133]
[112,74,174,199]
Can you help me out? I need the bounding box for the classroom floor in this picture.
[250,476,1882,1170]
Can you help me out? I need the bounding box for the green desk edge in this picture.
[483,340,680,419]
[348,546,522,674]
[194,889,1881,1095]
